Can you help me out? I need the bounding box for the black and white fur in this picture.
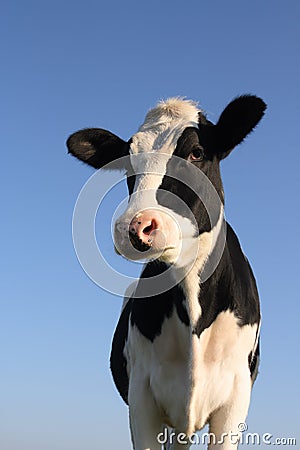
[67,95,266,450]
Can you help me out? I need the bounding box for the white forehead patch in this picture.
[140,97,200,131]
[130,97,201,159]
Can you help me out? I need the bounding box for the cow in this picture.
[67,94,266,450]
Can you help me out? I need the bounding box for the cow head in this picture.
[67,95,266,269]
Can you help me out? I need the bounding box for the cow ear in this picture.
[210,95,267,160]
[67,128,129,169]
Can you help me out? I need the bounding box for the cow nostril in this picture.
[142,219,157,236]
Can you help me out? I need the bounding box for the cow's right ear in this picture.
[67,128,130,169]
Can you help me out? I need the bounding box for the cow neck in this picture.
[171,205,225,327]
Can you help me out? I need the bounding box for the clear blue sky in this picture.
[1,1,299,449]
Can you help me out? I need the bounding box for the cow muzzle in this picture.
[114,208,180,261]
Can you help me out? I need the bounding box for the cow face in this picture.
[67,95,266,267]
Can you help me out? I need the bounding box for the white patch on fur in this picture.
[139,98,200,132]
[128,98,200,205]
[188,312,257,434]
[125,310,258,440]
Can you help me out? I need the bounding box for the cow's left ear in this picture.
[200,95,266,160]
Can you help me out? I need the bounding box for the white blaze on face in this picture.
[114,98,201,263]
[130,98,200,205]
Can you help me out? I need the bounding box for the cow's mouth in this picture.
[129,231,152,252]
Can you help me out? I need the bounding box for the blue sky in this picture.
[1,1,300,449]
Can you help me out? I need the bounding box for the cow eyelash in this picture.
[188,147,205,162]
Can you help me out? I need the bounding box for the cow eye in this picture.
[189,147,205,162]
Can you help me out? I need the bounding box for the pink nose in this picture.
[129,211,161,245]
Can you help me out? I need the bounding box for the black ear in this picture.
[200,95,266,160]
[67,128,129,169]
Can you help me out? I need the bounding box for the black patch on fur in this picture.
[110,299,132,405]
[130,261,189,342]
[249,339,260,383]
[157,127,224,234]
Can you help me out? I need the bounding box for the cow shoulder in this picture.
[193,223,260,337]
[225,223,260,326]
